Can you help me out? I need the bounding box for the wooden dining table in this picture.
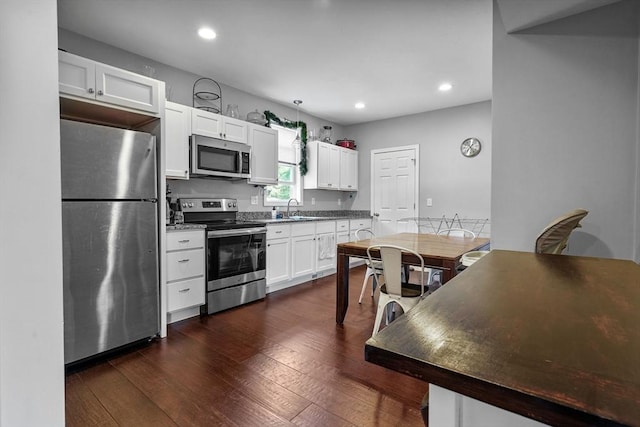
[364,250,640,426]
[335,232,490,324]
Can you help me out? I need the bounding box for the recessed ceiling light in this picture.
[198,27,217,40]
[355,102,365,109]
[439,82,453,92]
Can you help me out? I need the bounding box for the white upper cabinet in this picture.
[165,101,191,180]
[191,108,222,138]
[247,124,278,186]
[191,108,248,144]
[305,141,357,191]
[222,116,248,144]
[58,51,160,115]
[339,148,358,191]
[304,141,339,190]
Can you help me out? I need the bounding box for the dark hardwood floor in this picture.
[65,266,428,426]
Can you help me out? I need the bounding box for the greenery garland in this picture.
[264,110,308,176]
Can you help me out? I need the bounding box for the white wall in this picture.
[0,1,65,426]
[492,0,639,259]
[58,29,351,212]
[345,101,492,220]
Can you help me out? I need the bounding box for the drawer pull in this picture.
[178,288,191,293]
[178,259,190,263]
[178,239,190,243]
[275,231,282,234]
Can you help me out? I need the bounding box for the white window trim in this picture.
[264,124,304,207]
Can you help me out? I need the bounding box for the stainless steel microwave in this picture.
[190,135,251,179]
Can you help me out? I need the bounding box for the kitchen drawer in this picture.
[167,248,205,282]
[167,277,205,313]
[267,224,290,239]
[167,230,204,251]
[336,220,349,232]
[315,221,335,234]
[291,222,315,237]
[350,218,372,232]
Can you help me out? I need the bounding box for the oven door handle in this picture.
[207,227,266,238]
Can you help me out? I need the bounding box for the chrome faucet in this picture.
[286,198,299,218]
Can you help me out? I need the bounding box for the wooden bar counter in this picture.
[365,250,640,426]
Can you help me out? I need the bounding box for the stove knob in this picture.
[189,202,194,207]
[182,203,187,208]
[228,202,232,208]
[233,202,237,208]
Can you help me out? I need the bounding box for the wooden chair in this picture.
[356,228,383,303]
[367,244,426,336]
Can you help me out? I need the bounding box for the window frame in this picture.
[263,124,304,207]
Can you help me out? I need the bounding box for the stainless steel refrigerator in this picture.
[60,119,159,364]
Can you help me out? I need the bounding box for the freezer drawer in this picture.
[62,200,159,364]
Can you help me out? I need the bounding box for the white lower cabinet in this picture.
[315,221,337,272]
[349,218,372,266]
[266,224,291,286]
[336,220,351,264]
[266,219,367,293]
[166,229,205,323]
[291,223,316,278]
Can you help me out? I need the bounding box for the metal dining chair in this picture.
[355,228,383,303]
[436,228,476,238]
[367,244,426,336]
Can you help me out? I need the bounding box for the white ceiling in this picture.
[57,0,493,126]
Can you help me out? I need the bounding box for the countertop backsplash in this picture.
[238,210,370,221]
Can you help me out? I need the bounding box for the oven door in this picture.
[207,227,266,291]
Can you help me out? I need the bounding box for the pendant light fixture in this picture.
[293,99,303,145]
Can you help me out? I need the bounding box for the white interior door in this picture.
[371,146,419,236]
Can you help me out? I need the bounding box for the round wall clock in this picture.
[460,137,482,157]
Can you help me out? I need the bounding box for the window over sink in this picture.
[264,125,303,206]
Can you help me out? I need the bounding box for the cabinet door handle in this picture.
[267,244,270,247]
[178,259,190,263]
[97,90,103,96]
[275,230,282,234]
[178,239,190,243]
[328,183,332,187]
[87,88,94,94]
[178,288,191,293]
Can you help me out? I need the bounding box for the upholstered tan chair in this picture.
[535,209,589,254]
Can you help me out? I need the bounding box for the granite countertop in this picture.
[240,210,371,224]
[166,211,371,228]
[166,223,207,231]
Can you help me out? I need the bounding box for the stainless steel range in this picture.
[179,197,266,314]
